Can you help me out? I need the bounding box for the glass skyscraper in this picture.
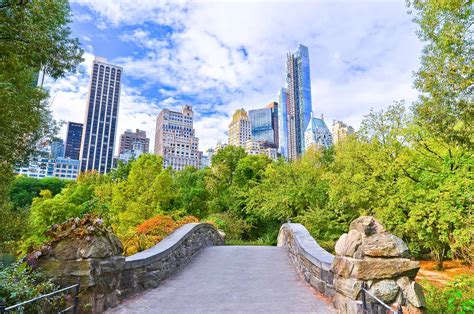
[80,57,122,173]
[286,44,312,160]
[249,108,274,144]
[65,122,83,160]
[278,88,289,159]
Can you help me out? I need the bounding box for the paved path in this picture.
[109,246,334,314]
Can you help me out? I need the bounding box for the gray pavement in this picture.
[109,246,334,314]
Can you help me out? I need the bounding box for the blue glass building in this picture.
[65,122,83,160]
[278,88,289,159]
[286,44,312,160]
[249,108,274,144]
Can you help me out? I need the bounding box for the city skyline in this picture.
[43,1,422,152]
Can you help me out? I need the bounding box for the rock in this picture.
[334,276,363,300]
[406,282,426,307]
[79,236,121,258]
[335,230,362,257]
[51,238,80,260]
[330,255,355,278]
[362,234,410,258]
[396,276,411,290]
[331,256,420,280]
[368,279,399,303]
[350,216,385,236]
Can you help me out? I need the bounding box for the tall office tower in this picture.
[286,44,312,160]
[65,122,83,160]
[80,57,122,173]
[304,113,333,149]
[154,105,201,170]
[119,129,150,154]
[50,139,65,158]
[249,108,274,145]
[265,101,279,146]
[331,120,355,145]
[278,88,289,159]
[228,109,251,147]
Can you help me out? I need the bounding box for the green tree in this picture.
[0,0,83,207]
[9,176,67,210]
[407,0,473,148]
[173,167,209,218]
[206,146,247,213]
[111,154,174,237]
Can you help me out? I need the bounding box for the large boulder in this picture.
[29,215,125,313]
[331,216,425,313]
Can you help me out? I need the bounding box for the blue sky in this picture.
[45,0,423,152]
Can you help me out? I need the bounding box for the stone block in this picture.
[334,276,363,300]
[406,282,426,308]
[350,216,385,236]
[368,279,399,303]
[362,234,410,258]
[332,256,419,280]
[335,230,362,257]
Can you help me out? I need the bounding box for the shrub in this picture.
[203,212,250,242]
[123,215,198,256]
[422,275,474,313]
[0,261,58,308]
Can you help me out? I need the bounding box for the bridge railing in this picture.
[0,279,80,314]
[361,282,403,314]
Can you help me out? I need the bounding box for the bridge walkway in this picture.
[109,246,334,313]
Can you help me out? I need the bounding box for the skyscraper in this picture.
[286,44,312,160]
[119,129,150,154]
[65,122,83,160]
[249,108,274,145]
[278,88,289,159]
[80,57,122,173]
[228,109,251,147]
[266,101,279,146]
[154,105,201,170]
[304,113,333,149]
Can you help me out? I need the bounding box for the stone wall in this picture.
[277,223,336,297]
[278,217,426,314]
[119,223,224,300]
[36,221,223,313]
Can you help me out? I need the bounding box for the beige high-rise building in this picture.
[331,120,354,144]
[154,105,201,170]
[228,109,251,147]
[119,129,149,154]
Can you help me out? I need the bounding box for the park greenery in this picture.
[0,0,472,312]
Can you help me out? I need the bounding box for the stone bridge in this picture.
[37,217,426,313]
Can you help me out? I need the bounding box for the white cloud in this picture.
[49,0,423,153]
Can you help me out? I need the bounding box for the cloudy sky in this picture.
[45,0,423,153]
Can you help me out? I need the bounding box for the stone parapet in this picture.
[278,217,426,314]
[119,223,224,299]
[277,223,336,298]
[36,221,224,313]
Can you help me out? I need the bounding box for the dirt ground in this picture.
[416,260,474,287]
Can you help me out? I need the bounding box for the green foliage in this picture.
[407,0,473,149]
[204,212,251,242]
[9,176,67,210]
[110,154,174,237]
[0,0,83,209]
[0,261,58,307]
[172,167,209,218]
[422,275,474,313]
